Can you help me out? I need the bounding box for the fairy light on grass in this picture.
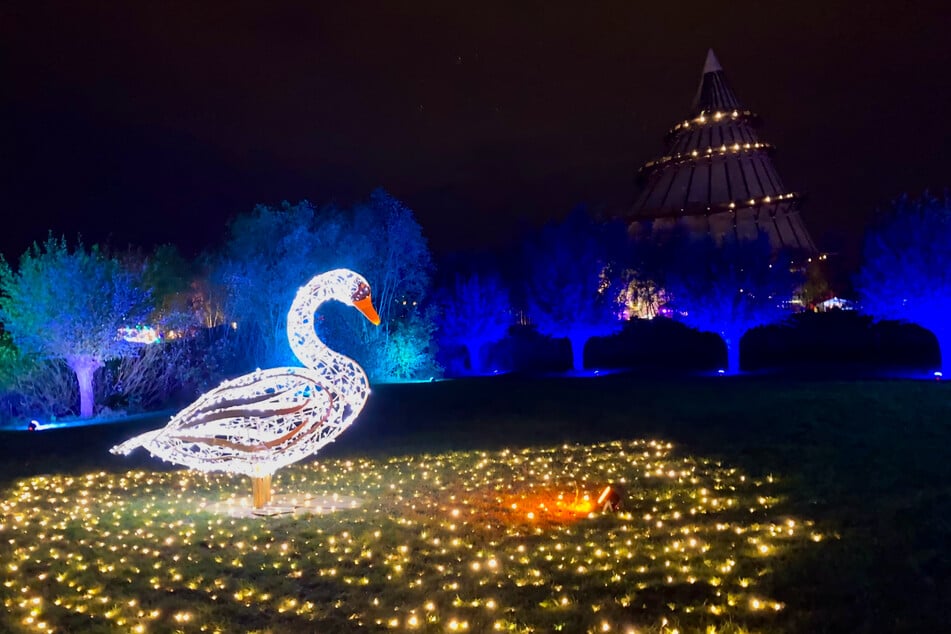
[0,440,822,632]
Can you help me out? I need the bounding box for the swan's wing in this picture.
[142,369,335,471]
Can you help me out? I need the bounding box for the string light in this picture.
[643,192,801,218]
[0,440,820,632]
[670,109,754,133]
[641,142,773,173]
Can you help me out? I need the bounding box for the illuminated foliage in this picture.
[435,273,513,374]
[523,210,629,371]
[329,190,437,381]
[0,332,19,392]
[8,359,79,419]
[213,191,436,382]
[213,200,340,369]
[1,440,818,633]
[0,236,152,417]
[661,234,799,374]
[855,194,951,372]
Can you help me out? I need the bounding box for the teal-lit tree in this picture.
[213,200,345,369]
[522,209,629,372]
[213,190,436,381]
[856,194,951,372]
[663,233,799,374]
[435,272,513,374]
[325,189,437,380]
[0,331,19,399]
[0,236,152,417]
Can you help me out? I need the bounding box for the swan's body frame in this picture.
[111,269,380,485]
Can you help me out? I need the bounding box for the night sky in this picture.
[3,2,950,263]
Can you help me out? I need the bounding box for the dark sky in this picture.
[3,2,950,262]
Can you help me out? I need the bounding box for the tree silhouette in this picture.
[0,236,152,417]
[522,210,628,372]
[343,189,435,379]
[435,272,513,374]
[856,194,951,373]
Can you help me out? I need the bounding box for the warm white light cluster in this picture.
[726,192,798,209]
[671,109,755,132]
[0,440,820,633]
[111,269,378,478]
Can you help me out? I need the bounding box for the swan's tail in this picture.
[110,429,163,456]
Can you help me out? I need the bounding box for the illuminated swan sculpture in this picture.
[111,269,380,507]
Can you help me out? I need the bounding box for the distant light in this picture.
[118,325,161,344]
[717,369,726,375]
[935,371,943,381]
[27,419,39,432]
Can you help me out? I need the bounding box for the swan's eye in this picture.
[351,282,371,302]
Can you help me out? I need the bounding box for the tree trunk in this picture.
[569,336,586,372]
[466,343,484,375]
[67,355,103,418]
[723,334,741,375]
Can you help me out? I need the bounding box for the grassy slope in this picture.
[1,375,949,632]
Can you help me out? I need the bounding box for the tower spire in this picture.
[702,48,722,74]
[693,48,741,114]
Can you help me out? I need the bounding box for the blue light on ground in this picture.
[2,410,176,433]
[374,377,449,385]
[539,368,625,378]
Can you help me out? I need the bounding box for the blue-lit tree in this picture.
[522,209,629,372]
[662,233,799,374]
[212,200,341,369]
[213,190,437,381]
[0,236,152,417]
[856,194,951,372]
[435,272,513,374]
[324,189,437,380]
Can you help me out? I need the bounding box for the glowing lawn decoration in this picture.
[111,269,381,508]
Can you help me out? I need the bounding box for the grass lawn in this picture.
[1,374,949,633]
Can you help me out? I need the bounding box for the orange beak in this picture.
[353,295,381,326]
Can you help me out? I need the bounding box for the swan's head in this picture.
[333,270,381,326]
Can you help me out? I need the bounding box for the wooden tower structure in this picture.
[631,50,816,253]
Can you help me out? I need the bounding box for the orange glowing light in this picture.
[497,490,596,525]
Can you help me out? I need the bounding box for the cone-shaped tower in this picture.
[631,50,816,252]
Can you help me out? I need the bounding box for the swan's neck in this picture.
[286,273,359,375]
